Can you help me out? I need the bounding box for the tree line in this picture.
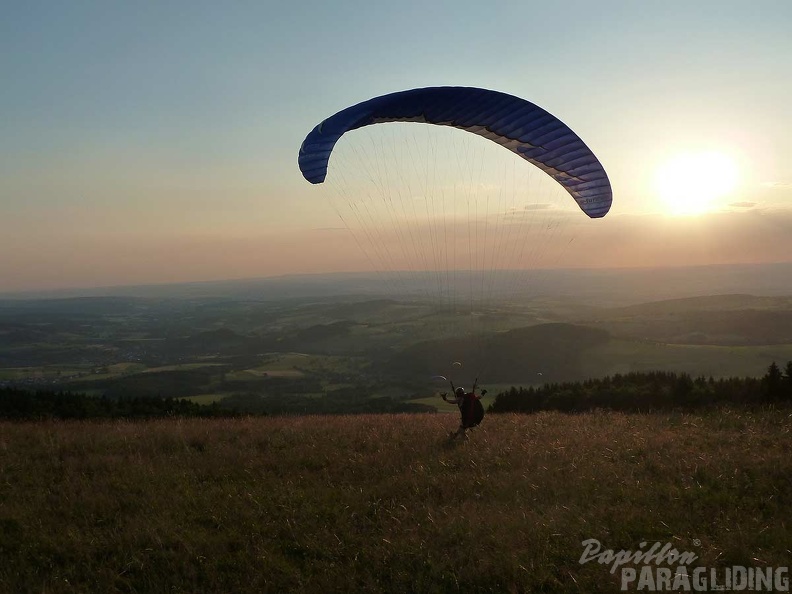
[3,361,791,420]
[0,387,234,420]
[489,361,792,414]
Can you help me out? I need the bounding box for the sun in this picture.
[654,151,739,215]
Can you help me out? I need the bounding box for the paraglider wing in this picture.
[298,86,611,218]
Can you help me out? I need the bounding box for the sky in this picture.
[1,0,791,292]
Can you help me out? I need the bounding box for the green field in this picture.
[583,340,792,379]
[1,410,789,593]
[409,392,498,412]
[184,393,231,405]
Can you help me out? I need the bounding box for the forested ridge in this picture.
[490,362,792,413]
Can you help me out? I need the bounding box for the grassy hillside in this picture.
[1,410,789,593]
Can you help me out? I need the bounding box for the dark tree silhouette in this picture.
[491,362,792,413]
[763,361,784,401]
[783,361,792,402]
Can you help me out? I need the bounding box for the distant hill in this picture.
[2,284,791,398]
[384,318,792,385]
[387,323,611,384]
[4,261,791,307]
[598,294,792,315]
[582,294,792,345]
[183,328,255,352]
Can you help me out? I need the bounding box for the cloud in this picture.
[762,181,792,189]
[728,201,756,208]
[502,203,563,216]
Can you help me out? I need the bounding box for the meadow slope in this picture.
[0,410,790,593]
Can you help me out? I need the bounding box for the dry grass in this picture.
[0,410,790,593]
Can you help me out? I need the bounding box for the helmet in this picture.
[455,387,465,396]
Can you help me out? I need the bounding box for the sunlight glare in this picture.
[654,151,739,215]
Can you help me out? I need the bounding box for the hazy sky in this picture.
[2,1,791,292]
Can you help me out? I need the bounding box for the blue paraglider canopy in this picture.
[299,86,611,218]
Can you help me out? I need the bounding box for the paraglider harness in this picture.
[445,379,485,429]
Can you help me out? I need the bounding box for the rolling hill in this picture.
[579,294,792,345]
